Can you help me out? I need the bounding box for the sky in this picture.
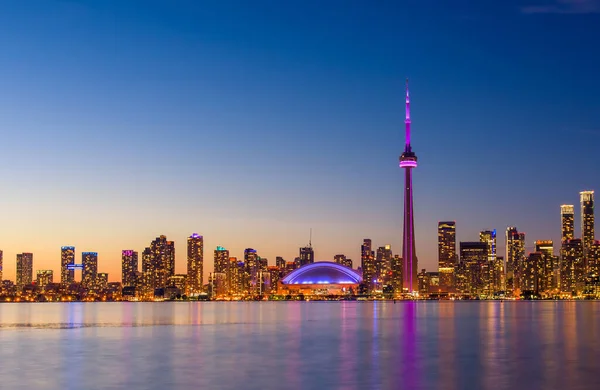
[0,0,599,282]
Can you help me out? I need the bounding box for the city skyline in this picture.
[1,1,599,281]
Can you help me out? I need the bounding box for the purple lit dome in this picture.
[281,262,362,285]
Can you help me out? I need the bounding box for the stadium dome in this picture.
[281,262,362,285]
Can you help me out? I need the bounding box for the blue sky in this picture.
[0,0,598,280]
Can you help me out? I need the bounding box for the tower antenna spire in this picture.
[405,78,411,152]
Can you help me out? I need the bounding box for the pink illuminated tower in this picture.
[399,79,418,292]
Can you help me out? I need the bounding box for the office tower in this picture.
[581,191,595,256]
[417,269,430,295]
[299,246,314,267]
[60,246,75,285]
[361,239,376,291]
[390,254,403,293]
[121,250,138,287]
[214,246,229,293]
[97,273,108,291]
[561,239,584,295]
[506,227,525,293]
[267,266,280,294]
[36,270,53,289]
[245,248,259,295]
[141,247,152,295]
[16,253,33,288]
[228,257,240,295]
[276,256,286,270]
[480,230,497,262]
[521,253,545,294]
[82,252,98,290]
[0,250,3,282]
[459,242,488,295]
[561,205,575,243]
[589,241,600,275]
[376,245,392,285]
[438,221,456,291]
[142,235,176,295]
[535,240,558,291]
[187,233,204,295]
[399,80,418,292]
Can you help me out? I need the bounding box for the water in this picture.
[0,302,599,390]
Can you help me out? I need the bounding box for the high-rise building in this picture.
[81,252,98,290]
[438,221,456,291]
[506,227,525,294]
[589,241,600,275]
[214,246,229,293]
[299,246,314,267]
[390,254,403,293]
[561,205,575,243]
[521,253,545,294]
[60,246,75,285]
[97,273,108,291]
[228,257,242,295]
[276,257,286,270]
[36,270,53,289]
[581,191,595,256]
[561,239,584,295]
[459,242,488,295]
[535,240,558,291]
[142,235,176,296]
[245,248,260,295]
[121,250,138,287]
[376,245,392,285]
[480,230,497,262]
[187,233,204,295]
[334,254,353,269]
[399,80,418,292]
[16,253,33,288]
[361,239,376,291]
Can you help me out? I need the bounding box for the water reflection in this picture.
[0,302,599,390]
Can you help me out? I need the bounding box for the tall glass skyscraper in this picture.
[438,221,456,291]
[580,191,595,255]
[121,250,138,287]
[81,252,98,290]
[16,252,33,288]
[561,205,575,243]
[61,246,75,285]
[187,233,204,295]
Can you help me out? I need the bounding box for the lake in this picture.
[0,302,599,390]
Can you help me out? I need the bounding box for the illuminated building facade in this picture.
[61,246,75,285]
[438,221,456,292]
[521,253,545,294]
[589,241,600,274]
[16,252,33,288]
[506,227,525,294]
[458,242,487,295]
[399,80,418,292]
[276,256,286,270]
[334,254,353,269]
[361,239,375,291]
[244,248,259,295]
[390,254,403,293]
[561,205,575,243]
[168,274,187,292]
[96,273,108,291]
[279,262,362,296]
[480,230,497,262]
[535,240,558,290]
[186,233,203,295]
[299,246,314,267]
[121,250,138,287]
[81,252,98,290]
[580,191,595,256]
[214,246,230,292]
[143,235,176,295]
[376,245,392,286]
[561,239,584,295]
[36,270,53,289]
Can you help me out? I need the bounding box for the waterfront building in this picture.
[299,246,314,267]
[459,242,488,295]
[438,221,456,292]
[279,262,362,296]
[589,241,600,274]
[142,235,176,296]
[267,266,280,294]
[60,246,75,285]
[97,273,108,291]
[561,205,575,243]
[561,239,584,295]
[390,254,403,293]
[535,240,558,290]
[400,80,418,292]
[214,246,230,291]
[580,191,595,256]
[376,245,392,286]
[417,269,430,295]
[480,230,497,262]
[168,274,187,293]
[244,248,260,295]
[521,253,545,295]
[121,250,138,287]
[361,239,376,291]
[187,233,203,295]
[36,270,53,289]
[16,253,33,288]
[81,252,98,290]
[506,227,526,294]
[276,256,286,270]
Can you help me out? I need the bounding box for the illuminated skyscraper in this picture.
[458,242,488,295]
[142,235,176,295]
[334,254,353,269]
[506,227,525,293]
[361,239,375,291]
[36,270,53,289]
[299,246,314,267]
[245,248,259,295]
[60,246,75,285]
[580,191,595,256]
[121,250,138,287]
[438,221,456,291]
[535,240,558,291]
[480,230,497,262]
[561,205,575,243]
[16,253,33,288]
[521,253,545,294]
[376,245,392,285]
[187,233,204,295]
[390,254,403,293]
[589,241,600,275]
[82,252,98,290]
[399,80,418,292]
[561,239,584,295]
[214,246,229,293]
[276,256,286,270]
[97,273,108,291]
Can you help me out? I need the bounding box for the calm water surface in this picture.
[1,302,599,390]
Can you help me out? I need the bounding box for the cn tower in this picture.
[399,79,418,292]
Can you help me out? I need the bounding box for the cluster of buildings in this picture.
[423,191,598,299]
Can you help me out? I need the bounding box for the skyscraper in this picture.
[334,254,353,269]
[561,205,575,243]
[399,80,418,292]
[299,246,314,267]
[244,248,259,295]
[375,245,392,285]
[142,235,176,295]
[360,239,375,291]
[121,250,138,287]
[561,239,584,295]
[36,270,54,289]
[16,253,33,288]
[187,233,204,295]
[214,246,230,293]
[61,246,75,285]
[81,252,98,290]
[506,227,525,293]
[458,242,488,295]
[390,254,403,293]
[480,230,497,262]
[438,221,456,291]
[580,191,595,256]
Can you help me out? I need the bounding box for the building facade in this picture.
[187,233,204,295]
[16,252,34,288]
[61,246,75,285]
[438,221,456,292]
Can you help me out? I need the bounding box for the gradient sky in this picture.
[1,0,599,282]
